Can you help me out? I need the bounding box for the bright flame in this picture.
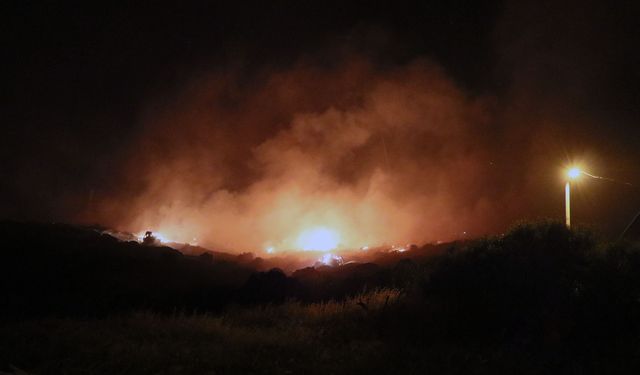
[318,253,343,266]
[296,227,340,251]
[154,233,171,243]
[135,231,176,244]
[391,244,407,252]
[567,167,582,180]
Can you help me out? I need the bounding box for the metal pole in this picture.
[565,181,571,228]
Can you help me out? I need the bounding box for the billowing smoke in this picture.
[3,2,638,251]
[85,57,530,252]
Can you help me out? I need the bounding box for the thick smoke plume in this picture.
[87,58,529,252]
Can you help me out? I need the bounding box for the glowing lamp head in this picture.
[296,227,340,251]
[567,167,582,180]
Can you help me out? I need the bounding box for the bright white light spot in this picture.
[391,245,407,252]
[153,233,171,243]
[136,231,175,244]
[265,246,275,254]
[296,227,340,251]
[567,167,581,179]
[318,253,343,266]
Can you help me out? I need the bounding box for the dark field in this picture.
[2,221,640,374]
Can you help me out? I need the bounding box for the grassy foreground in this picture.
[1,290,402,375]
[2,221,640,374]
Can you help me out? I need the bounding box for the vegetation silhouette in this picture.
[1,220,640,374]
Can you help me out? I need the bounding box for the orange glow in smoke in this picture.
[136,231,173,243]
[86,59,525,254]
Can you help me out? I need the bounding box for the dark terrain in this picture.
[2,220,640,374]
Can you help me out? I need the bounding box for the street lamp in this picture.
[563,165,635,233]
[565,167,582,228]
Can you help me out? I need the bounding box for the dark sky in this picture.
[2,0,640,244]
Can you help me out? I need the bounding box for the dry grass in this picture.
[0,289,401,375]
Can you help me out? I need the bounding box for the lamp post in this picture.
[563,165,635,233]
[565,167,582,228]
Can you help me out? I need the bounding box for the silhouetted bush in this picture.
[237,268,298,304]
[3,220,640,373]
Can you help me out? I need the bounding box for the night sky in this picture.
[3,1,640,249]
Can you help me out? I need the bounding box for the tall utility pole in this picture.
[565,181,571,228]
[565,167,581,229]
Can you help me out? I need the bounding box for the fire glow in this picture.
[86,59,526,253]
[136,231,173,244]
[296,227,340,251]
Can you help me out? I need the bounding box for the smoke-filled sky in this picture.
[3,1,639,251]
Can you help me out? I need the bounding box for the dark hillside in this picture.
[0,221,255,317]
[3,220,640,374]
[0,221,427,317]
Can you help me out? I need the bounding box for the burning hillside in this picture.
[83,59,528,253]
